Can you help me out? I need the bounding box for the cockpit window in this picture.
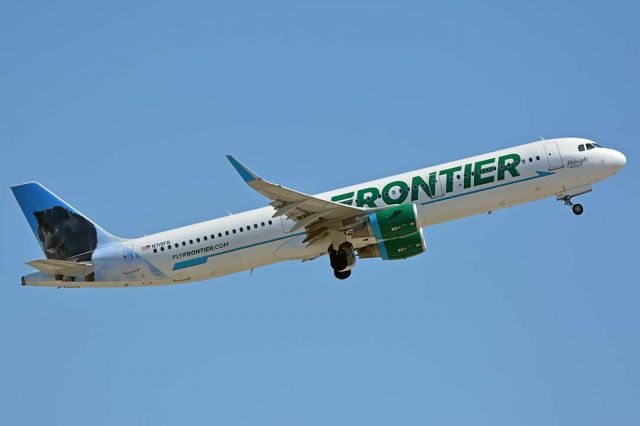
[592,143,602,148]
[586,143,595,150]
[578,144,585,151]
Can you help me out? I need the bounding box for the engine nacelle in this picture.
[358,228,426,260]
[352,204,421,241]
[352,204,426,260]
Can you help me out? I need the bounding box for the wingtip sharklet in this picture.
[226,155,258,183]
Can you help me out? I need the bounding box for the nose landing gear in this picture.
[328,242,356,280]
[572,203,584,215]
[556,184,591,216]
[561,196,584,216]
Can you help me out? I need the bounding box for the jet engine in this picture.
[358,228,426,260]
[352,203,420,240]
[353,204,427,260]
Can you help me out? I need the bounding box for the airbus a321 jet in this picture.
[12,138,626,288]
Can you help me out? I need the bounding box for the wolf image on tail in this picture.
[33,206,98,262]
[11,182,120,264]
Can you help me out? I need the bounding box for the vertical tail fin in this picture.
[11,182,121,262]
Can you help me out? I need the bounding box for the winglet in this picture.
[226,155,259,183]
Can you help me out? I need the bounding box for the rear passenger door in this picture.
[121,244,139,274]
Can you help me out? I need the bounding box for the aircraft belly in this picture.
[274,234,325,260]
[422,173,563,225]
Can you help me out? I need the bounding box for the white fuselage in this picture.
[23,137,626,287]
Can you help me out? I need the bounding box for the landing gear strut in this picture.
[561,196,584,216]
[328,242,356,280]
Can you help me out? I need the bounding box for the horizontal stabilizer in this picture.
[27,259,94,277]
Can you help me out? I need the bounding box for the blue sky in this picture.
[1,1,638,424]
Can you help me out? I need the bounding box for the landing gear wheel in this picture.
[572,203,584,216]
[328,243,356,280]
[334,270,351,280]
[561,196,584,216]
[329,250,348,272]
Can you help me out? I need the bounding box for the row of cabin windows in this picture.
[355,154,542,204]
[153,220,274,253]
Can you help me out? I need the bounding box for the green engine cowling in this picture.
[359,228,426,260]
[351,203,420,240]
[355,204,427,260]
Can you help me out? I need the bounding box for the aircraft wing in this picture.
[27,259,94,277]
[226,155,369,243]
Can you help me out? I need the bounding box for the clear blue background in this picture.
[1,1,638,424]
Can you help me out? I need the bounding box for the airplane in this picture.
[11,137,626,288]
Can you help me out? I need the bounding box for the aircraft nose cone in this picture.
[609,150,627,171]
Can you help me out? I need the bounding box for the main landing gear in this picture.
[334,270,352,280]
[561,196,584,216]
[329,242,356,280]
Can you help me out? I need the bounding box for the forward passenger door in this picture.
[544,142,564,170]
